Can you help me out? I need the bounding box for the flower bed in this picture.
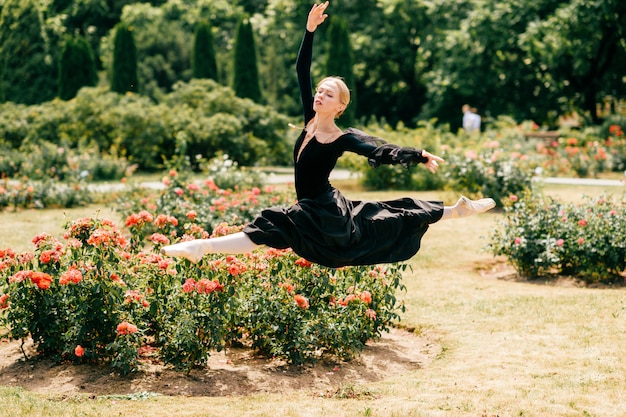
[488,192,626,283]
[0,180,407,375]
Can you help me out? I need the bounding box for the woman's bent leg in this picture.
[161,232,261,263]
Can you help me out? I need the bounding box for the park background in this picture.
[0,0,625,416]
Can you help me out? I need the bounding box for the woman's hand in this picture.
[422,150,444,174]
[306,1,329,32]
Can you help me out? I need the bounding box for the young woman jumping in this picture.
[161,1,495,268]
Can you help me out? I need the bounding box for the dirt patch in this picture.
[475,256,626,288]
[0,327,441,398]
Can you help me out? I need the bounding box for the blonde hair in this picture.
[317,76,351,117]
[302,76,352,136]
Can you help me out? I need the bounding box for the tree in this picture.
[110,22,139,94]
[192,20,218,81]
[233,18,262,102]
[344,0,429,127]
[112,4,193,101]
[325,16,356,126]
[519,0,626,124]
[422,0,626,128]
[0,0,56,104]
[51,0,131,70]
[58,36,98,100]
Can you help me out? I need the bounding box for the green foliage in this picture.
[192,20,218,80]
[113,97,171,171]
[489,191,626,283]
[0,0,623,130]
[0,0,56,104]
[58,35,98,100]
[325,16,355,127]
[233,19,262,103]
[0,99,131,181]
[158,276,232,374]
[205,154,267,190]
[351,0,429,127]
[442,150,534,208]
[231,256,406,364]
[424,0,626,127]
[115,162,291,240]
[599,116,626,172]
[518,0,626,124]
[116,3,193,100]
[110,22,139,94]
[0,80,292,172]
[162,79,292,166]
[362,164,415,190]
[0,177,93,211]
[0,186,407,374]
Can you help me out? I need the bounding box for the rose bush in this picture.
[488,191,626,283]
[0,184,407,375]
[442,147,534,208]
[116,168,296,247]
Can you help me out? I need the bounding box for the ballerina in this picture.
[161,1,495,268]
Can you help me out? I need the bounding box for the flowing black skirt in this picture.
[243,188,444,268]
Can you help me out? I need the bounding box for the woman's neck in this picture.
[312,113,339,132]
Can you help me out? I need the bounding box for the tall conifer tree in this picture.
[0,0,56,104]
[58,36,98,100]
[233,19,262,102]
[325,16,356,126]
[110,22,138,94]
[192,20,218,81]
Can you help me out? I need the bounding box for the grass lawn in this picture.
[0,183,624,416]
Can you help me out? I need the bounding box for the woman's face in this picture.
[313,80,344,116]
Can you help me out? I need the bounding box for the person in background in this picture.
[462,104,481,133]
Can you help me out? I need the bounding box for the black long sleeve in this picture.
[296,30,316,125]
[342,128,429,169]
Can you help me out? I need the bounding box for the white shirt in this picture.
[463,111,481,133]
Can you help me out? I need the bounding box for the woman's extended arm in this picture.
[343,129,444,174]
[296,2,329,125]
[295,31,315,125]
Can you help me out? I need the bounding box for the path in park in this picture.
[534,176,625,187]
[90,169,625,192]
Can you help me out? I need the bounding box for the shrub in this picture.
[58,35,98,101]
[115,165,292,241]
[110,23,139,94]
[164,79,292,166]
[0,204,407,375]
[231,255,406,364]
[345,122,449,191]
[361,164,415,190]
[442,148,533,207]
[233,19,262,103]
[488,191,626,283]
[0,178,93,211]
[600,116,626,172]
[192,20,218,81]
[206,154,266,190]
[0,79,292,173]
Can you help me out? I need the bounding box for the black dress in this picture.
[243,30,443,268]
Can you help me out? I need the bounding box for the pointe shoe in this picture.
[455,196,496,217]
[161,240,208,263]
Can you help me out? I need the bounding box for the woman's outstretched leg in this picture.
[161,232,261,263]
[441,196,496,220]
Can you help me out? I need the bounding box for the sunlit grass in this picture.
[0,205,122,253]
[0,183,625,416]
